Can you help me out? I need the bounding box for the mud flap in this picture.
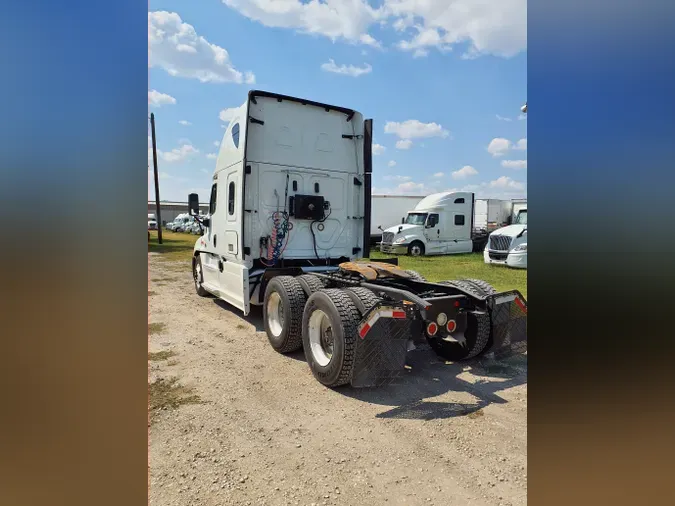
[485,290,527,354]
[351,305,412,388]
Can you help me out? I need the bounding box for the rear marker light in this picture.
[446,320,457,333]
[454,301,460,307]
[514,297,527,314]
[426,322,438,336]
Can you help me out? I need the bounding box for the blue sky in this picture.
[148,0,527,202]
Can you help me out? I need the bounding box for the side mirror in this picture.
[377,225,383,231]
[401,217,405,224]
[188,193,199,215]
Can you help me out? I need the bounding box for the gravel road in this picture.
[149,255,527,506]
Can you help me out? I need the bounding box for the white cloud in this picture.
[383,175,412,182]
[487,138,512,157]
[518,113,527,121]
[514,138,527,150]
[373,180,433,195]
[385,119,450,140]
[396,139,413,150]
[372,143,386,155]
[219,107,239,123]
[178,120,192,126]
[200,168,209,173]
[388,0,527,59]
[489,176,525,191]
[221,1,525,59]
[206,153,218,160]
[388,160,397,168]
[501,159,527,170]
[148,89,176,107]
[496,114,512,122]
[451,165,478,179]
[433,172,444,178]
[397,181,425,193]
[213,140,220,147]
[412,48,429,58]
[158,143,200,163]
[321,59,372,77]
[149,11,254,83]
[222,0,383,47]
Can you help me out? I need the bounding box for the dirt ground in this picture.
[149,255,527,506]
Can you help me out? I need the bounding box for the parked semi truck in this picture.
[379,193,512,256]
[484,203,527,269]
[370,194,425,243]
[187,90,527,388]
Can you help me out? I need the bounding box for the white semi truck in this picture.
[484,203,527,269]
[379,193,512,256]
[186,90,527,388]
[370,194,425,243]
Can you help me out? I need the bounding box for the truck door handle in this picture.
[213,235,217,247]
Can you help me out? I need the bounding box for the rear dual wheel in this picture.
[427,278,496,361]
[263,276,307,353]
[302,289,363,387]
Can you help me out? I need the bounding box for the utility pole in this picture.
[150,113,163,244]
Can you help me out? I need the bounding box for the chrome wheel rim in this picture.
[410,245,422,256]
[308,310,334,367]
[267,292,284,337]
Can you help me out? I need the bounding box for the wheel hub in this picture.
[267,292,284,337]
[308,310,334,366]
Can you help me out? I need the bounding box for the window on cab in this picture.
[209,184,217,215]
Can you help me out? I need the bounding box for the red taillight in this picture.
[426,322,438,336]
[514,297,527,314]
[392,310,406,319]
[446,320,457,333]
[454,301,460,307]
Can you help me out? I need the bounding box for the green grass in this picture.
[148,230,526,299]
[149,377,201,422]
[368,251,527,299]
[148,322,166,335]
[148,350,176,361]
[148,230,197,262]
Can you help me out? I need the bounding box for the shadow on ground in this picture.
[343,346,527,421]
[211,297,527,420]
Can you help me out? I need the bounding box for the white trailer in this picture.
[473,199,513,233]
[511,199,527,222]
[185,90,527,388]
[371,195,425,243]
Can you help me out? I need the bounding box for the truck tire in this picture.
[404,270,426,282]
[302,289,361,387]
[407,241,425,256]
[461,279,497,296]
[427,310,491,361]
[192,255,209,297]
[345,287,381,316]
[297,274,326,296]
[438,279,484,299]
[263,276,307,353]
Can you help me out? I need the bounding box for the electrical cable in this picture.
[310,205,332,260]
